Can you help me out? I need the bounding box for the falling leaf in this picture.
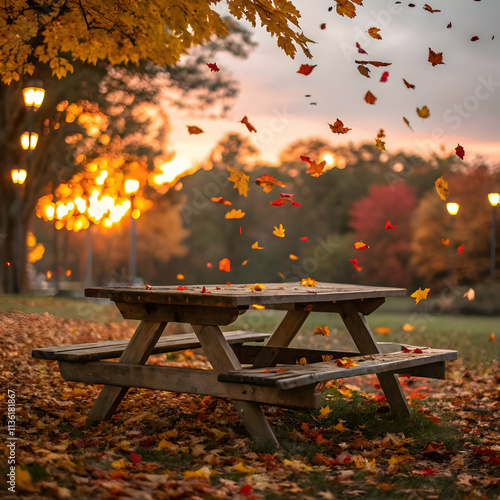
[335,0,362,18]
[455,144,465,160]
[403,116,412,129]
[380,71,389,82]
[364,91,377,104]
[375,137,385,151]
[434,176,449,200]
[471,36,479,41]
[416,105,430,118]
[251,304,265,309]
[177,285,186,290]
[357,65,371,78]
[187,125,204,135]
[207,62,220,72]
[403,78,415,89]
[176,273,184,280]
[255,173,286,193]
[289,254,299,260]
[206,262,212,268]
[489,333,496,342]
[273,224,285,237]
[224,209,245,219]
[411,287,431,304]
[251,241,264,250]
[355,60,391,67]
[442,238,450,246]
[314,324,330,336]
[219,258,231,272]
[240,116,256,133]
[319,406,333,419]
[368,27,382,40]
[353,241,370,250]
[248,283,266,291]
[349,258,358,269]
[428,48,444,66]
[301,277,317,286]
[385,220,397,229]
[447,22,452,28]
[227,166,249,197]
[356,42,368,54]
[320,23,327,29]
[300,236,308,242]
[300,155,327,177]
[458,244,464,253]
[211,196,232,206]
[463,288,475,300]
[297,64,317,75]
[329,118,351,134]
[423,4,441,13]
[375,327,391,334]
[402,323,414,332]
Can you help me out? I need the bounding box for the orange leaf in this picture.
[417,105,430,118]
[374,327,391,334]
[251,241,264,250]
[219,258,231,272]
[355,60,391,67]
[375,137,385,151]
[227,166,249,197]
[367,27,382,40]
[411,287,430,304]
[211,196,232,206]
[273,224,285,238]
[403,78,415,89]
[224,208,245,219]
[301,277,317,287]
[428,48,444,66]
[177,286,186,290]
[298,357,307,365]
[442,238,450,246]
[176,273,184,280]
[424,4,441,13]
[248,283,266,291]
[353,241,370,250]
[255,173,285,193]
[335,0,362,18]
[364,91,377,104]
[489,333,496,342]
[329,118,351,134]
[403,116,412,130]
[240,116,256,133]
[187,125,204,135]
[289,254,299,260]
[314,325,330,336]
[434,176,449,200]
[402,323,414,332]
[300,155,327,177]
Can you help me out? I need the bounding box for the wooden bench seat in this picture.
[31,330,270,362]
[218,345,458,390]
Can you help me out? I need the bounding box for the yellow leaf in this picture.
[368,27,382,40]
[251,241,264,250]
[251,304,265,309]
[375,137,385,151]
[183,466,215,481]
[297,357,307,365]
[416,105,430,118]
[233,462,258,474]
[247,283,266,291]
[225,209,245,219]
[434,176,449,201]
[241,260,248,266]
[15,467,37,492]
[301,277,317,286]
[337,386,353,398]
[319,405,333,419]
[410,287,430,304]
[227,166,249,197]
[112,458,128,469]
[273,223,285,237]
[333,421,347,432]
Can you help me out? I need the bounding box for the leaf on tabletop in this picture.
[273,224,285,237]
[219,258,231,272]
[224,208,245,219]
[177,286,186,290]
[207,62,220,72]
[248,283,266,291]
[434,176,449,200]
[255,173,285,193]
[329,118,351,134]
[455,144,465,160]
[364,91,377,104]
[297,64,316,75]
[301,277,317,286]
[368,27,382,40]
[298,356,307,365]
[417,105,430,118]
[428,48,444,66]
[187,125,204,135]
[211,196,232,205]
[227,166,250,197]
[411,287,430,304]
[357,65,371,78]
[240,116,256,133]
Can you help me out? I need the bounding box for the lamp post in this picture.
[22,79,44,172]
[488,193,499,281]
[11,169,27,293]
[124,179,140,284]
[446,202,460,282]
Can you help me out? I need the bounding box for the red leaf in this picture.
[207,62,220,72]
[349,258,358,269]
[201,286,207,293]
[240,116,257,133]
[380,71,389,82]
[422,468,440,476]
[403,78,415,89]
[364,91,377,104]
[471,36,479,41]
[458,244,464,253]
[239,484,253,496]
[270,198,290,206]
[300,236,308,242]
[455,144,465,159]
[413,348,423,354]
[219,258,231,272]
[129,452,141,463]
[297,64,316,76]
[279,193,294,198]
[402,348,412,353]
[356,42,368,54]
[447,22,452,28]
[428,48,445,66]
[385,220,397,229]
[206,262,212,268]
[320,23,326,30]
[291,201,301,207]
[176,286,186,291]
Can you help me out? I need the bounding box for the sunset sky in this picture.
[168,0,500,170]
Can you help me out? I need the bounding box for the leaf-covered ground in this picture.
[1,310,499,499]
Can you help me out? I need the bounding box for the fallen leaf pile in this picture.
[1,311,499,498]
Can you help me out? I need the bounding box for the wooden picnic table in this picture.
[32,282,457,450]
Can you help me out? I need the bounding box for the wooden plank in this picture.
[115,302,244,325]
[252,310,310,369]
[86,321,166,424]
[340,301,411,418]
[218,348,458,389]
[32,331,270,361]
[58,361,321,409]
[85,282,407,309]
[191,324,279,451]
[232,345,360,365]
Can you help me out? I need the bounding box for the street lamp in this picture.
[446,202,460,282]
[11,169,27,293]
[488,193,499,281]
[124,179,140,284]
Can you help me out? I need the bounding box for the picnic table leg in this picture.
[86,321,167,424]
[252,310,310,369]
[340,302,411,418]
[191,324,279,451]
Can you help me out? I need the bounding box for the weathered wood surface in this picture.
[85,282,406,308]
[59,361,321,409]
[32,331,270,361]
[218,347,458,390]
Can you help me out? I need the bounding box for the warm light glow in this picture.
[154,157,191,185]
[55,203,69,219]
[11,169,27,184]
[321,152,335,166]
[74,197,87,213]
[66,269,72,277]
[446,202,460,215]
[20,132,38,150]
[95,170,108,185]
[132,208,141,219]
[124,179,140,195]
[46,270,52,279]
[488,193,500,206]
[45,204,55,219]
[23,81,45,108]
